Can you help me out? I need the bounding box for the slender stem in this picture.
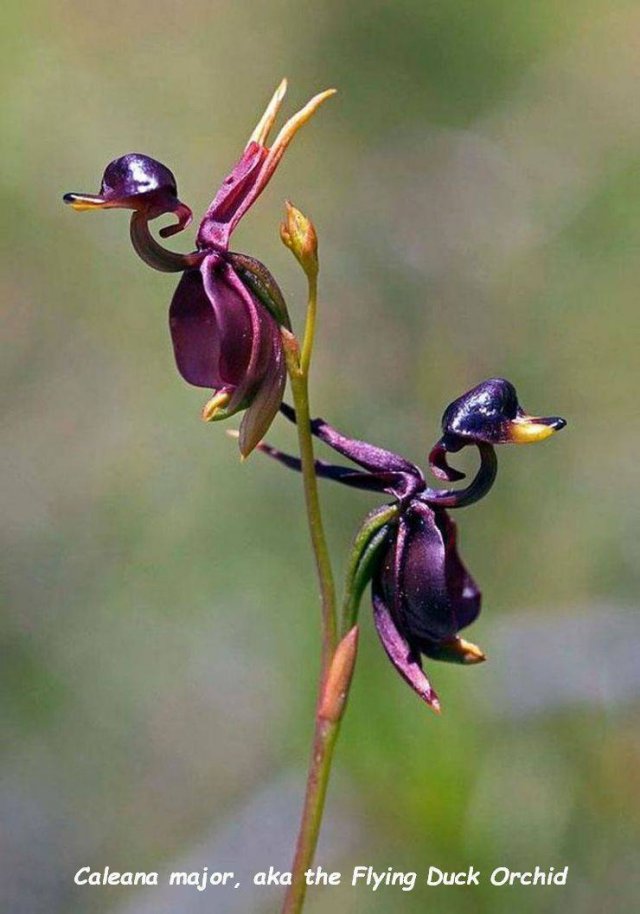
[285,356,337,669]
[282,716,341,914]
[300,269,318,376]
[280,266,341,914]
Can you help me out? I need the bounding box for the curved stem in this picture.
[423,443,498,509]
[129,212,202,273]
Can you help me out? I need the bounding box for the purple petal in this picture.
[256,440,403,492]
[278,403,424,499]
[209,263,279,416]
[434,509,481,630]
[169,254,254,389]
[392,502,457,642]
[372,586,440,712]
[197,142,268,250]
[238,320,286,457]
[427,438,466,482]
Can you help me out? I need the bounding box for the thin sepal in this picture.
[341,504,399,633]
[228,251,292,329]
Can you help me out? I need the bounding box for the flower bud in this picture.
[280,201,318,277]
[318,627,359,723]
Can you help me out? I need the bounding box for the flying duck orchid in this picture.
[259,380,566,711]
[64,81,334,455]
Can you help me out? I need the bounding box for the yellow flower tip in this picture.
[201,390,231,422]
[63,193,111,211]
[509,415,566,444]
[427,635,486,666]
[249,78,289,147]
[456,638,486,665]
[430,696,442,715]
[267,87,337,164]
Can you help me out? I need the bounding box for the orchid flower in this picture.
[64,81,334,455]
[259,379,566,711]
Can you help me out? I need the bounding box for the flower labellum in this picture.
[429,378,566,482]
[64,81,335,455]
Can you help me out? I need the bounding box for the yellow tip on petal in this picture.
[509,416,564,444]
[63,193,111,211]
[201,390,231,422]
[456,638,486,664]
[265,88,337,172]
[249,78,288,147]
[427,636,486,665]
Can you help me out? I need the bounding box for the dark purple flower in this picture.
[372,502,484,713]
[64,81,334,455]
[260,380,566,710]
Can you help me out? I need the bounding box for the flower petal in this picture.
[255,440,406,493]
[196,142,268,249]
[278,403,424,499]
[238,323,286,456]
[208,262,277,415]
[372,585,440,712]
[392,502,457,642]
[434,509,481,630]
[169,254,253,389]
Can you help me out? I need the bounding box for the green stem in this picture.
[300,269,318,377]
[280,267,341,914]
[282,717,341,914]
[286,357,337,670]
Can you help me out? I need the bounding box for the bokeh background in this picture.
[2,1,639,912]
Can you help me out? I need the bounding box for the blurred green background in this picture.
[2,1,639,912]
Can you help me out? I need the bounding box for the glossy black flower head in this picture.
[258,381,565,711]
[64,154,194,249]
[64,81,335,456]
[429,378,567,482]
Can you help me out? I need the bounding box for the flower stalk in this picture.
[280,207,351,914]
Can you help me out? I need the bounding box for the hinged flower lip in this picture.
[64,153,193,236]
[429,378,566,481]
